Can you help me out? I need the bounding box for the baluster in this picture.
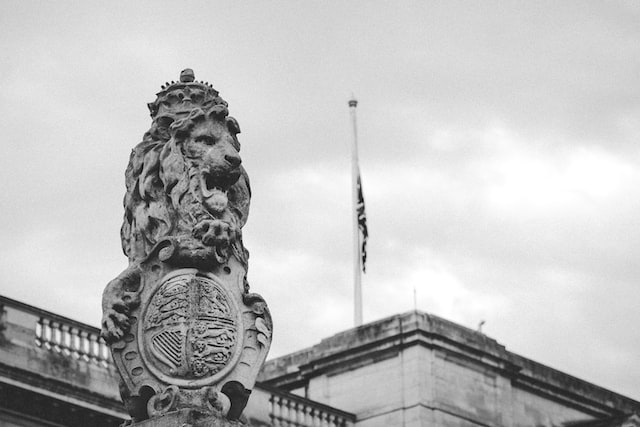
[81,329,90,360]
[56,322,64,352]
[287,397,294,427]
[60,324,70,355]
[89,333,99,362]
[294,402,303,427]
[288,401,294,427]
[303,404,312,427]
[299,404,307,427]
[304,405,312,427]
[99,338,110,365]
[279,396,287,427]
[46,320,55,350]
[269,395,276,427]
[273,396,281,427]
[42,318,52,349]
[67,326,74,356]
[50,321,61,352]
[288,400,295,427]
[96,336,103,363]
[35,317,44,347]
[94,334,101,361]
[299,403,306,427]
[56,321,64,351]
[69,327,80,358]
[78,329,89,360]
[293,401,300,426]
[287,400,296,427]
[309,408,316,427]
[282,399,291,427]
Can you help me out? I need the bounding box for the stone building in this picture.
[258,311,640,426]
[0,294,638,426]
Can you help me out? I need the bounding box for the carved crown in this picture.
[147,68,228,120]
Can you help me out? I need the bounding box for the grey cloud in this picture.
[1,0,639,401]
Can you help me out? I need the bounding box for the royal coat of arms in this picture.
[143,271,240,382]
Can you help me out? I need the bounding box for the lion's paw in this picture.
[101,299,132,343]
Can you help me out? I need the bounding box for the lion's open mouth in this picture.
[201,172,239,214]
[200,167,241,198]
[201,173,228,199]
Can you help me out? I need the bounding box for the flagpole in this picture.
[349,96,363,327]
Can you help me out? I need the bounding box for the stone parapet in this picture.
[260,310,640,426]
[0,294,127,425]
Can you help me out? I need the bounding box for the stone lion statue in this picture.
[101,70,251,343]
[100,70,271,425]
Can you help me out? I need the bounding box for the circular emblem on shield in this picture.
[140,270,241,386]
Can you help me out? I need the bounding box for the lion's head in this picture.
[121,71,250,269]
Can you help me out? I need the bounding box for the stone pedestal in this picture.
[129,409,248,427]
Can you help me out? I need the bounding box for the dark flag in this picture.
[356,169,368,273]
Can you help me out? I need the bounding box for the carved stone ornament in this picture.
[101,69,272,426]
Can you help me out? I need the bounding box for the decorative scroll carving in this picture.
[100,69,271,426]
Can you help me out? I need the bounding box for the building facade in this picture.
[0,295,637,426]
[260,311,640,426]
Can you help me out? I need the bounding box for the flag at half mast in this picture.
[356,169,368,272]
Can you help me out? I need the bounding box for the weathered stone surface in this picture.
[101,69,271,425]
[127,408,248,427]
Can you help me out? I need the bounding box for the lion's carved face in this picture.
[122,110,250,268]
[183,118,242,214]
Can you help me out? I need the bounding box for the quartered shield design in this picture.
[140,271,241,386]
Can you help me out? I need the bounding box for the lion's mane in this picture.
[120,102,250,266]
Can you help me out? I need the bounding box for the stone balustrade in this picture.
[0,295,111,367]
[36,314,111,366]
[1,295,357,426]
[268,389,355,427]
[0,294,127,424]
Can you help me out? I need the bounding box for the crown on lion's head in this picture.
[147,68,229,122]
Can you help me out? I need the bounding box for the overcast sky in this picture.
[1,0,639,400]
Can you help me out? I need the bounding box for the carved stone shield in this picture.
[139,270,242,388]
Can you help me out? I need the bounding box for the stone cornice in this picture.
[261,310,640,417]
